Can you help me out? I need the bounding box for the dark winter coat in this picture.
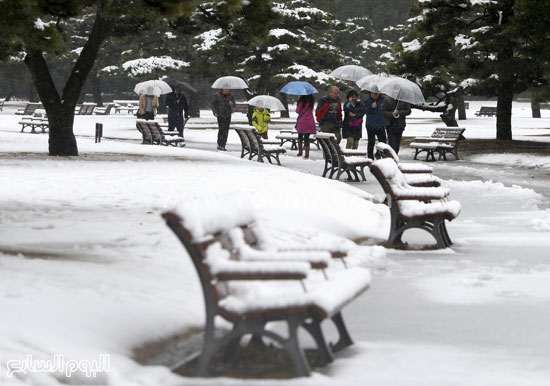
[364,95,385,129]
[382,96,411,130]
[342,100,365,140]
[211,92,236,119]
[166,92,189,126]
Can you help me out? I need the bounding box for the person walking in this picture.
[364,91,387,159]
[251,106,271,139]
[382,96,411,154]
[315,86,342,143]
[137,86,158,120]
[296,94,316,159]
[211,88,235,151]
[166,86,189,138]
[342,90,364,150]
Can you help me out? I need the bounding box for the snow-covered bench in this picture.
[146,121,185,147]
[375,143,441,187]
[410,127,466,161]
[135,120,153,144]
[316,133,372,182]
[0,98,5,111]
[161,206,371,377]
[369,158,460,249]
[234,126,286,165]
[19,117,49,133]
[93,103,115,115]
[275,130,319,150]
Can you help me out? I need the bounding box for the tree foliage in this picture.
[389,0,550,140]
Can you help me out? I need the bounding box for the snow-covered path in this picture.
[1,103,550,385]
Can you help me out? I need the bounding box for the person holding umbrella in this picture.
[382,96,411,154]
[166,86,189,138]
[137,86,159,120]
[364,89,387,159]
[315,86,343,143]
[211,88,235,151]
[295,94,316,159]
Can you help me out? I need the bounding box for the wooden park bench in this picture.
[409,127,466,162]
[275,130,319,150]
[114,100,139,114]
[15,103,43,116]
[162,206,371,377]
[474,106,497,117]
[0,98,5,111]
[19,117,49,133]
[316,133,371,182]
[75,103,97,115]
[234,102,249,114]
[136,120,154,144]
[93,103,115,115]
[374,143,441,187]
[146,121,185,147]
[234,126,286,165]
[369,158,460,249]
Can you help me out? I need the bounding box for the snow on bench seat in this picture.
[398,200,461,219]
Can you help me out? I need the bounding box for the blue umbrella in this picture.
[280,81,318,95]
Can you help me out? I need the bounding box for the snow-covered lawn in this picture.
[0,102,549,385]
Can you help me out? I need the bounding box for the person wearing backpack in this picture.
[342,90,364,149]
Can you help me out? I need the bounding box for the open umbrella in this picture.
[280,81,318,95]
[330,65,372,82]
[247,95,286,111]
[211,76,248,89]
[356,74,392,93]
[378,77,425,105]
[134,79,172,96]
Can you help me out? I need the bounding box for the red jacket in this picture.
[315,96,342,124]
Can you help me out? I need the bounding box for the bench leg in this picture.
[302,318,334,366]
[413,149,421,160]
[329,312,354,352]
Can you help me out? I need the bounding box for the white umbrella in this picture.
[330,65,372,81]
[211,76,248,89]
[356,74,393,93]
[378,77,425,105]
[134,79,172,96]
[247,95,286,111]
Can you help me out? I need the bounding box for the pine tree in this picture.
[390,0,550,140]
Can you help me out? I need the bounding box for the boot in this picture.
[304,146,310,159]
[297,140,303,156]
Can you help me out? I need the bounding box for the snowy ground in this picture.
[1,100,550,385]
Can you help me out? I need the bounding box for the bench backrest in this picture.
[136,120,153,143]
[146,122,165,144]
[22,103,43,115]
[375,142,399,162]
[243,127,261,153]
[429,127,465,140]
[315,133,337,164]
[234,127,251,152]
[480,106,497,112]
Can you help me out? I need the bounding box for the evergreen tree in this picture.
[0,0,271,156]
[390,0,550,140]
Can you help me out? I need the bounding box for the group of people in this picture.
[210,85,411,158]
[139,84,411,156]
[305,85,411,159]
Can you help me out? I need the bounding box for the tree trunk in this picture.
[279,92,290,118]
[496,84,513,140]
[531,99,541,118]
[23,7,112,156]
[90,70,104,107]
[496,39,514,140]
[457,94,467,120]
